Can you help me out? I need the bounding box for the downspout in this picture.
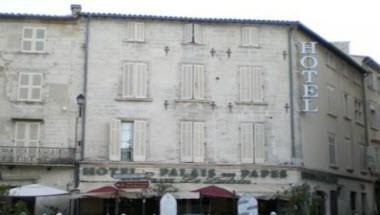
[362,71,369,149]
[287,23,297,160]
[74,15,90,189]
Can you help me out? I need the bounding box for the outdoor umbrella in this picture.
[9,184,68,197]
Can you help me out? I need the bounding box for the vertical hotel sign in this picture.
[300,42,319,112]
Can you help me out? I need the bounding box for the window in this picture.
[180,64,205,100]
[183,23,203,44]
[377,77,380,93]
[360,144,368,171]
[350,192,357,212]
[180,121,205,162]
[344,120,354,170]
[330,191,338,215]
[238,66,264,102]
[361,193,367,215]
[241,26,259,47]
[13,121,41,162]
[109,119,147,161]
[122,62,148,98]
[126,22,144,42]
[367,72,375,90]
[354,98,363,123]
[369,102,380,129]
[328,132,337,166]
[326,52,336,69]
[17,72,43,101]
[21,27,46,53]
[240,122,266,163]
[327,85,336,116]
[343,93,354,119]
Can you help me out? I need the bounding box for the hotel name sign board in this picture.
[81,166,288,185]
[299,42,319,112]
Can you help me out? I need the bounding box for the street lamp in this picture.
[76,94,85,117]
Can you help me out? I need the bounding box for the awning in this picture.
[9,184,68,197]
[75,185,154,199]
[192,185,235,198]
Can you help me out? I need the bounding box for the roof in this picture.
[0,11,368,74]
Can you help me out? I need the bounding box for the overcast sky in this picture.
[1,0,379,62]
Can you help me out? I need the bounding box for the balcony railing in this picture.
[0,146,75,165]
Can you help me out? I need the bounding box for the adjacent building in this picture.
[0,5,379,215]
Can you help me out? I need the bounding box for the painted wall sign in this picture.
[238,194,258,215]
[114,180,149,189]
[301,171,337,184]
[81,166,288,185]
[299,41,319,112]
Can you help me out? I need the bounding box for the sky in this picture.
[1,0,379,63]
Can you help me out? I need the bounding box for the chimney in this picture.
[332,41,350,54]
[71,4,82,16]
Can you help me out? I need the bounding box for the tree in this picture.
[0,184,30,215]
[281,184,323,215]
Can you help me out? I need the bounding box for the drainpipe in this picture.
[287,23,297,160]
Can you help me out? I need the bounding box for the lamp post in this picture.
[76,94,85,117]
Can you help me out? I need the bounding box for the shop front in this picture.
[78,163,297,215]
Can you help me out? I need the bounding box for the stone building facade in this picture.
[0,5,379,215]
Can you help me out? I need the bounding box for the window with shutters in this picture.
[368,102,380,129]
[327,85,337,116]
[21,27,46,53]
[238,66,264,103]
[14,121,41,161]
[180,121,205,163]
[180,64,205,100]
[109,119,147,161]
[17,72,43,102]
[126,22,145,42]
[122,62,148,99]
[328,132,337,167]
[354,98,363,123]
[367,72,375,90]
[326,52,336,70]
[360,144,368,172]
[183,23,203,44]
[344,120,354,171]
[241,26,260,47]
[343,93,354,120]
[240,122,266,163]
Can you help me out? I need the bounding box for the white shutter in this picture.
[15,122,27,146]
[135,22,145,42]
[133,120,147,161]
[126,22,135,41]
[241,27,250,46]
[123,63,134,97]
[28,123,40,147]
[347,95,354,119]
[239,66,252,102]
[240,122,254,163]
[252,67,263,102]
[135,63,148,98]
[180,121,193,162]
[193,64,205,99]
[249,27,259,46]
[193,24,203,44]
[17,73,30,100]
[181,64,193,99]
[109,119,121,161]
[193,122,205,162]
[254,122,266,163]
[183,24,193,43]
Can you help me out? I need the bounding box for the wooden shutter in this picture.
[180,121,193,162]
[240,122,254,163]
[133,120,147,161]
[135,22,145,42]
[17,73,30,100]
[109,119,121,161]
[252,67,263,102]
[28,123,40,147]
[239,66,252,102]
[135,63,148,98]
[241,27,250,46]
[126,22,135,41]
[254,122,265,163]
[193,122,205,162]
[347,95,354,119]
[183,24,193,43]
[15,122,27,146]
[193,64,205,99]
[123,63,134,97]
[181,64,193,99]
[193,24,203,44]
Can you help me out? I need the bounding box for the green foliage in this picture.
[281,184,323,215]
[0,184,30,215]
